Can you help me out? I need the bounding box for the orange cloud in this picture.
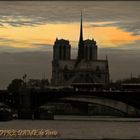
[0,23,140,50]
[90,26,140,47]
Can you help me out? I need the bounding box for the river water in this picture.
[0,116,140,139]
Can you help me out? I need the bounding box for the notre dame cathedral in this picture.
[51,12,109,86]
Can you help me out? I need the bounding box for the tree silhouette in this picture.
[7,79,24,108]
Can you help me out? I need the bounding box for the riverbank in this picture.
[0,116,140,139]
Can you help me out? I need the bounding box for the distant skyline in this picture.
[0,1,140,88]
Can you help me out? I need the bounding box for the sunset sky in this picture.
[0,1,140,51]
[0,1,140,88]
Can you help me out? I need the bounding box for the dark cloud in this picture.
[0,45,35,52]
[32,43,53,51]
[0,44,53,52]
[0,1,139,35]
[0,37,53,52]
[84,22,118,28]
[0,46,18,52]
[0,38,15,42]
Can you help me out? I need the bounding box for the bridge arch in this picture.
[60,95,140,116]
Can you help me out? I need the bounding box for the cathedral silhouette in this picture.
[51,12,109,86]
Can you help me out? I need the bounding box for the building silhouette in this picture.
[51,12,109,86]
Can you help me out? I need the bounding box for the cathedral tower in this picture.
[53,38,71,60]
[52,38,71,85]
[84,39,97,60]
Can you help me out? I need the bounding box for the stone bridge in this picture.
[19,89,140,118]
[59,95,140,116]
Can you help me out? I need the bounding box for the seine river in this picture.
[0,116,140,139]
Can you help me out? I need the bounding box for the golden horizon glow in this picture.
[0,22,140,50]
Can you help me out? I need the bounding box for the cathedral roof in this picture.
[55,38,70,45]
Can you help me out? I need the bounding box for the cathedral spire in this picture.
[79,10,84,46]
[78,10,84,60]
